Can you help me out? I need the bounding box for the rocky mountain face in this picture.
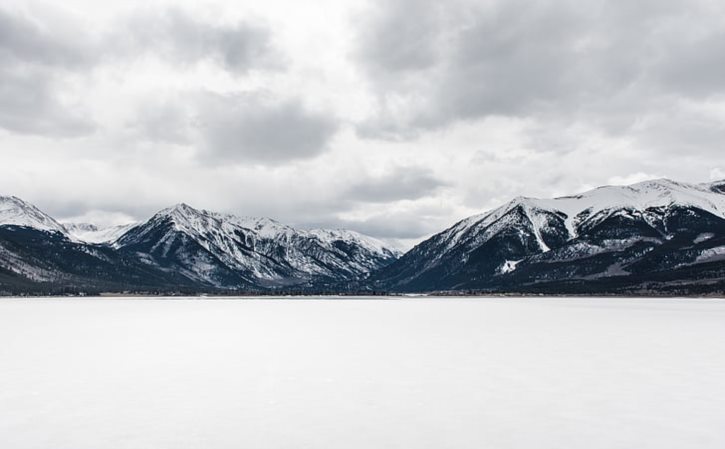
[0,198,399,294]
[369,179,725,294]
[115,203,400,289]
[0,225,204,294]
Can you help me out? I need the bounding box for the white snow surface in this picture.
[499,259,522,273]
[63,222,137,244]
[695,245,725,263]
[0,196,67,234]
[0,297,723,449]
[694,233,715,244]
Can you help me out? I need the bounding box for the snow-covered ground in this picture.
[0,297,724,449]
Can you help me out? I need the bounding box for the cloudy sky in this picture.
[2,0,725,247]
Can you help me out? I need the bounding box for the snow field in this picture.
[0,297,724,449]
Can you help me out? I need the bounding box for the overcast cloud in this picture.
[195,92,339,164]
[0,6,96,136]
[112,8,280,74]
[1,0,724,249]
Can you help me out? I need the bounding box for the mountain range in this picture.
[370,178,725,295]
[2,178,725,295]
[0,198,399,295]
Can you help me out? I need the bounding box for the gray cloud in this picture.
[346,167,448,203]
[632,104,725,155]
[0,67,95,137]
[2,0,724,246]
[355,0,604,130]
[0,5,283,139]
[355,0,448,75]
[195,93,339,165]
[127,96,193,145]
[335,213,444,240]
[0,7,95,68]
[353,0,725,151]
[654,30,725,98]
[115,8,279,74]
[0,7,96,137]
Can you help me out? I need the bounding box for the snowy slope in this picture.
[115,203,400,288]
[372,178,725,291]
[63,222,137,244]
[0,196,68,235]
[308,228,396,257]
[444,179,725,252]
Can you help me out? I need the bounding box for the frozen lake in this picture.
[1,297,724,449]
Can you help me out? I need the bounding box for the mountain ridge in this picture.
[368,178,725,294]
[0,196,68,235]
[0,197,400,293]
[2,178,725,295]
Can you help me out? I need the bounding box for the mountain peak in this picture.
[165,202,200,214]
[372,177,725,292]
[155,203,209,222]
[114,202,401,288]
[149,203,291,238]
[506,196,540,209]
[634,177,676,185]
[628,178,691,191]
[0,195,29,208]
[0,195,67,235]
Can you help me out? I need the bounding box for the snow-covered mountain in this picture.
[3,180,725,295]
[63,222,136,244]
[0,196,68,235]
[0,198,135,244]
[115,203,400,288]
[0,197,400,293]
[370,179,725,293]
[0,200,199,293]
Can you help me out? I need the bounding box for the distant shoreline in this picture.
[2,293,724,300]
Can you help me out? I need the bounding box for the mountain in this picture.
[1,197,400,294]
[369,179,725,294]
[3,180,725,295]
[115,203,400,289]
[0,196,68,235]
[1,197,222,294]
[0,198,189,294]
[63,222,136,244]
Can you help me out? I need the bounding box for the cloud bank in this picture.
[1,0,724,248]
